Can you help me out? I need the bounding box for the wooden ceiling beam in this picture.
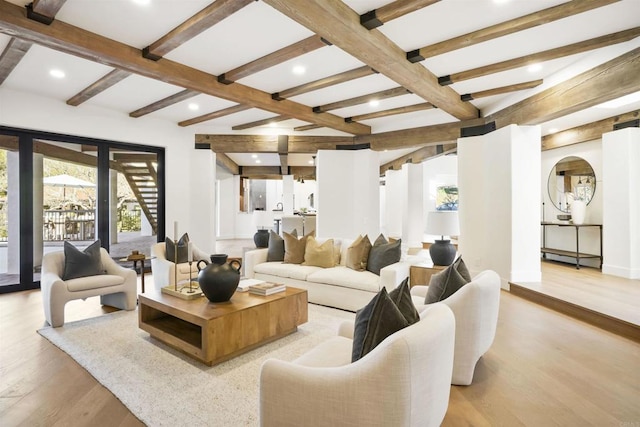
[490,47,640,128]
[0,37,32,85]
[460,79,543,101]
[542,110,640,150]
[263,0,478,121]
[215,152,240,175]
[129,89,199,118]
[361,0,441,30]
[379,143,456,175]
[66,68,131,106]
[442,27,640,85]
[294,124,322,132]
[232,115,290,131]
[218,35,329,84]
[143,0,253,60]
[313,86,410,113]
[26,0,67,24]
[409,0,619,61]
[355,118,484,150]
[240,166,282,176]
[179,104,250,127]
[346,102,435,122]
[0,1,370,135]
[273,66,375,100]
[197,134,355,153]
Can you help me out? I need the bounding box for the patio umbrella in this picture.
[43,174,96,201]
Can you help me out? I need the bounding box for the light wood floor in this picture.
[2,273,640,425]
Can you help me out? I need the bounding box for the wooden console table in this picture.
[540,222,602,270]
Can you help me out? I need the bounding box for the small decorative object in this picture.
[252,210,273,248]
[197,254,242,303]
[570,199,586,225]
[425,211,459,266]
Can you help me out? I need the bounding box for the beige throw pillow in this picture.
[303,236,335,268]
[345,234,372,271]
[283,231,309,264]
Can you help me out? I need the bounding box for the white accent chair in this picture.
[150,242,210,291]
[411,270,501,385]
[41,248,137,327]
[259,303,455,427]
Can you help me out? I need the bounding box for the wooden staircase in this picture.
[113,153,158,234]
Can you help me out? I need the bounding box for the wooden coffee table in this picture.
[138,287,308,366]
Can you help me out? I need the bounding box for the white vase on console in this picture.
[570,200,586,225]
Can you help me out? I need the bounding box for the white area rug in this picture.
[38,304,355,426]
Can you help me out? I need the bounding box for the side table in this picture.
[120,254,153,293]
[409,263,446,287]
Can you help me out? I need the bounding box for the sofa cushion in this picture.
[166,233,190,264]
[389,277,420,325]
[366,234,401,275]
[352,288,409,362]
[425,256,472,303]
[267,229,297,262]
[306,266,381,293]
[62,240,104,280]
[254,262,323,281]
[66,274,125,292]
[283,231,309,264]
[303,236,336,268]
[345,234,372,271]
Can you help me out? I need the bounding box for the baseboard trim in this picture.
[509,283,640,343]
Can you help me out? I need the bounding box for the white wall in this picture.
[383,169,402,238]
[422,155,458,242]
[316,149,380,239]
[458,125,541,287]
[0,87,216,251]
[602,128,640,279]
[541,139,603,268]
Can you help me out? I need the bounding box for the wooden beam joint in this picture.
[460,121,496,138]
[406,49,425,63]
[141,46,163,61]
[25,3,54,25]
[360,10,383,30]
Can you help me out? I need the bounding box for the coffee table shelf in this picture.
[139,287,308,366]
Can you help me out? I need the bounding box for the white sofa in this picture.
[260,303,456,427]
[411,270,501,385]
[244,238,413,312]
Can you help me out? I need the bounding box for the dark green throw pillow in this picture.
[366,234,401,275]
[388,277,420,325]
[266,229,297,262]
[425,256,471,303]
[352,288,409,362]
[62,239,104,280]
[165,233,190,264]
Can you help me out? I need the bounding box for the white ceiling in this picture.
[1,0,639,168]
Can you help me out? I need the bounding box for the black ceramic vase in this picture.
[197,254,242,303]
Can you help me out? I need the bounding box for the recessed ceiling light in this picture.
[368,100,380,107]
[251,154,258,158]
[132,0,151,5]
[188,103,199,111]
[493,0,510,4]
[269,122,278,127]
[292,65,306,75]
[548,128,559,134]
[255,159,261,164]
[308,160,314,164]
[49,69,65,79]
[596,91,640,109]
[527,63,542,73]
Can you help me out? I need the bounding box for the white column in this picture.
[282,175,294,215]
[316,149,379,239]
[401,163,424,249]
[458,125,541,287]
[188,150,217,254]
[602,127,640,278]
[383,169,402,238]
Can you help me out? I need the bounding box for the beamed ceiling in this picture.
[0,0,639,177]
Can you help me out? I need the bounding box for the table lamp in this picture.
[425,211,459,266]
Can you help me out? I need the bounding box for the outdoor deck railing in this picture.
[43,209,95,241]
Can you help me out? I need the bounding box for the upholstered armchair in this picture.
[41,248,137,327]
[411,270,501,385]
[259,304,455,427]
[150,241,210,291]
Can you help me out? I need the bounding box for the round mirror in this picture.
[547,156,596,213]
